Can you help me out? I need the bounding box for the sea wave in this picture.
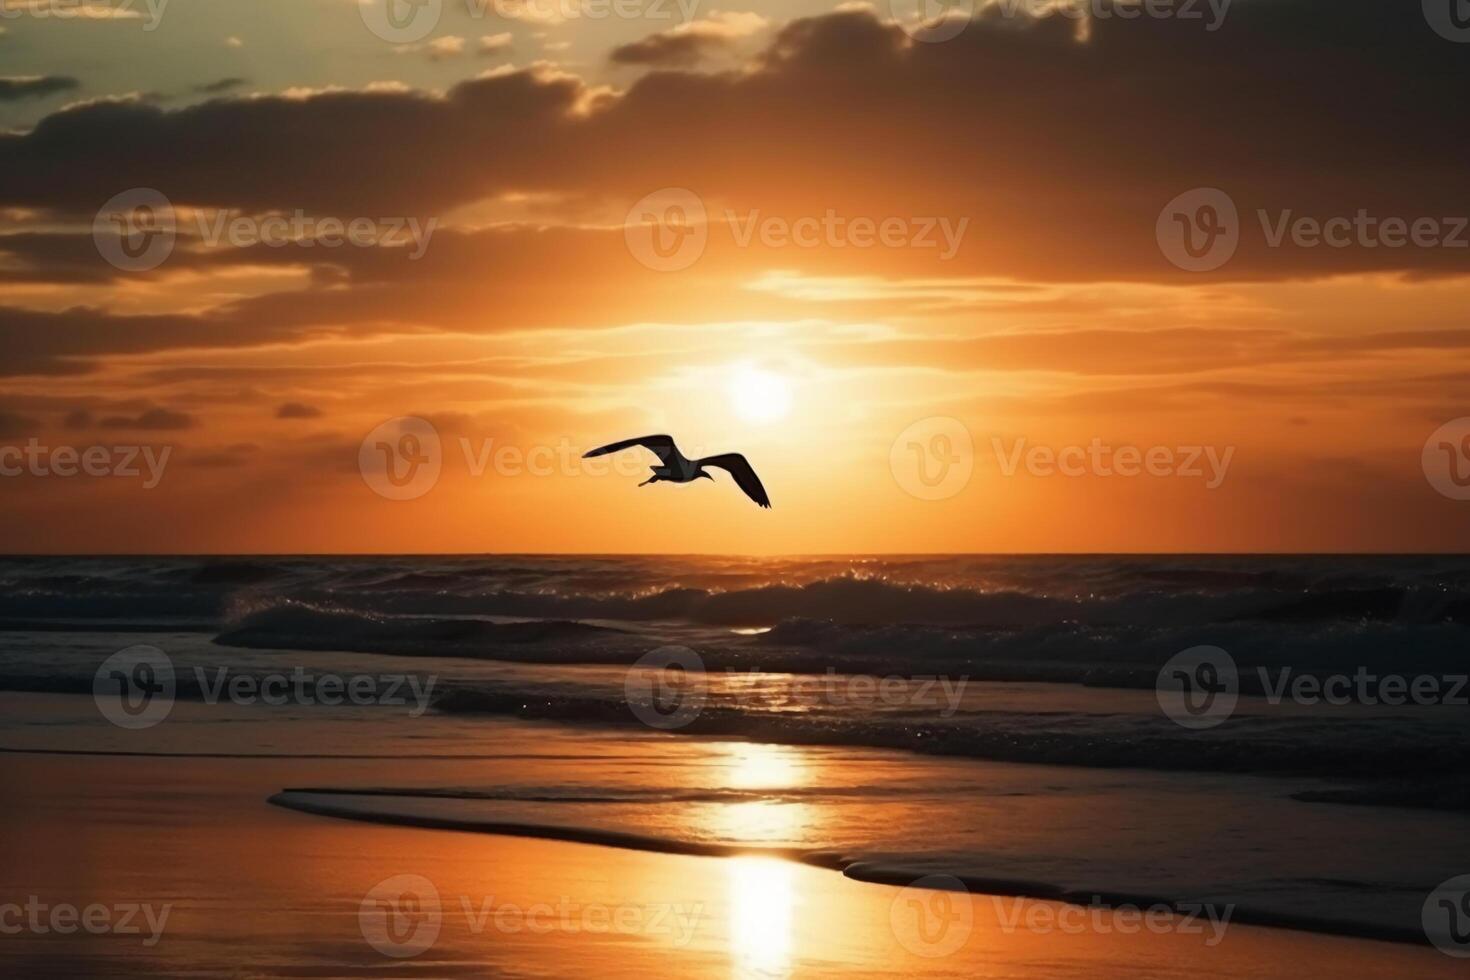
[5,555,1470,633]
[428,683,1470,780]
[235,578,1470,630]
[213,600,636,660]
[206,596,1470,691]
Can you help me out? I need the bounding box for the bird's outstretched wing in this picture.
[583,434,682,465]
[697,454,771,508]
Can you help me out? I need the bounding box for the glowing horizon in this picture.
[2,2,1468,553]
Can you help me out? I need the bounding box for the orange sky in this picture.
[2,2,1468,552]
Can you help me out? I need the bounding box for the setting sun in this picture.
[729,365,793,424]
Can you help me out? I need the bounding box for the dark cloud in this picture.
[0,410,39,438]
[96,407,197,430]
[0,70,580,215]
[193,77,249,95]
[276,401,322,419]
[610,19,756,66]
[0,304,343,377]
[0,2,1462,281]
[610,32,713,66]
[0,232,144,285]
[0,76,78,102]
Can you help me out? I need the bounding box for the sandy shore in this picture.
[0,750,1462,979]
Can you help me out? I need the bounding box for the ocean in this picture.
[2,554,1467,949]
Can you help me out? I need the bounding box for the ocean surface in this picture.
[2,554,1468,947]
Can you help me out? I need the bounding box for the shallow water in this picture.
[1,689,1465,946]
[3,747,1459,979]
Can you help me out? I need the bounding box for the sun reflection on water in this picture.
[715,743,807,976]
[725,743,804,790]
[728,856,795,979]
[709,800,810,845]
[706,743,813,845]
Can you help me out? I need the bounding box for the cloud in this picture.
[611,11,768,66]
[427,35,467,59]
[479,33,513,54]
[0,304,320,377]
[0,67,582,214]
[0,410,38,438]
[194,77,249,95]
[394,35,471,59]
[0,76,79,101]
[224,36,244,48]
[0,231,142,284]
[0,2,1464,288]
[97,407,197,430]
[276,402,323,419]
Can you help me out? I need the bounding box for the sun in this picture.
[728,365,792,424]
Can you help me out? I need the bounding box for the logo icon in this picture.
[93,645,175,730]
[890,417,974,500]
[360,874,442,958]
[888,0,974,42]
[889,875,972,957]
[1423,418,1470,500]
[94,189,176,272]
[1156,188,1239,272]
[1424,0,1470,41]
[624,645,707,730]
[358,0,443,43]
[624,189,708,272]
[1424,875,1470,957]
[1156,645,1238,729]
[359,416,442,500]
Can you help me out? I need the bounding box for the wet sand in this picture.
[0,751,1461,979]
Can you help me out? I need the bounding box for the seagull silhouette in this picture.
[583,435,771,508]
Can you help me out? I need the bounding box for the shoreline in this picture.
[0,745,1462,978]
[270,788,1434,949]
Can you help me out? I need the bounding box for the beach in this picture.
[1,555,1469,975]
[1,743,1462,979]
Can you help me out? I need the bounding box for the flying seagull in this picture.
[583,435,771,508]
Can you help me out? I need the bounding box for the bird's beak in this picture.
[700,472,714,480]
